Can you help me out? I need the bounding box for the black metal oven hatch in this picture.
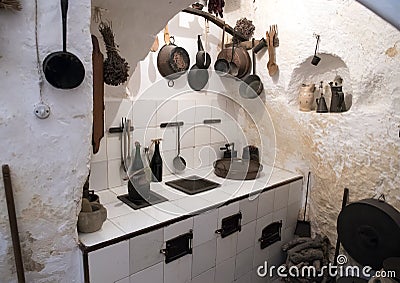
[215,212,242,238]
[259,221,282,249]
[161,230,193,264]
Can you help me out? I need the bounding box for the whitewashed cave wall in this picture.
[222,0,400,243]
[0,1,92,282]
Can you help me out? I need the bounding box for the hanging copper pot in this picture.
[216,44,250,79]
[157,25,190,86]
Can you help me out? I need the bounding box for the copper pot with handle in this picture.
[157,25,190,86]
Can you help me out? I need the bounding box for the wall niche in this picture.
[287,53,353,112]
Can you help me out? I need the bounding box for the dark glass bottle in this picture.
[150,139,163,182]
[127,142,150,200]
[129,142,143,173]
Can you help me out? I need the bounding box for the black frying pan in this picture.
[239,38,263,98]
[43,0,85,89]
[188,64,209,91]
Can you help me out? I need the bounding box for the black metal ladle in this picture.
[43,0,85,89]
[173,125,186,171]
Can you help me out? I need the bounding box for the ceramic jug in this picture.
[299,83,316,111]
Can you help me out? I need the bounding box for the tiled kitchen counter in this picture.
[79,165,303,283]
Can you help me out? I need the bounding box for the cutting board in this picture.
[91,35,104,154]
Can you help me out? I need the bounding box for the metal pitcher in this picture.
[316,95,328,113]
[329,82,346,112]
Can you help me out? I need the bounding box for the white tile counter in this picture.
[79,165,302,248]
[79,165,303,283]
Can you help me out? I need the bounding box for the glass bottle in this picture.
[127,142,150,200]
[143,146,152,183]
[150,139,163,182]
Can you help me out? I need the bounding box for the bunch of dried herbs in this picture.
[99,21,130,86]
[233,18,255,44]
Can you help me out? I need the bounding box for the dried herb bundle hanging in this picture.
[0,0,22,11]
[233,18,255,44]
[99,21,130,86]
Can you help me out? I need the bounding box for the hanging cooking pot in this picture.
[337,195,400,270]
[216,39,251,78]
[239,38,263,98]
[43,0,85,90]
[196,35,211,69]
[157,25,190,87]
[213,158,263,180]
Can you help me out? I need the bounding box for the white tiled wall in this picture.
[90,94,252,192]
[88,240,130,283]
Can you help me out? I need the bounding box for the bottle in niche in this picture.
[143,146,152,183]
[150,139,163,182]
[316,81,328,113]
[127,141,150,200]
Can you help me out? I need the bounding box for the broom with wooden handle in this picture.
[2,165,25,283]
[294,171,312,237]
[0,0,22,11]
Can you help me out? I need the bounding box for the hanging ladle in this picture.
[228,30,239,77]
[173,125,186,171]
[214,24,230,76]
[43,0,85,89]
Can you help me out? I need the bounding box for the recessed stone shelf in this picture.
[287,53,353,112]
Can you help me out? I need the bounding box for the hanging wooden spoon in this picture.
[267,25,278,76]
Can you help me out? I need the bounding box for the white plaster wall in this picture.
[0,1,92,282]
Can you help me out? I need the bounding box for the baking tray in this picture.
[165,175,220,195]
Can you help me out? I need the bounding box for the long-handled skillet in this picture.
[43,0,85,89]
[239,38,263,98]
[188,35,209,91]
